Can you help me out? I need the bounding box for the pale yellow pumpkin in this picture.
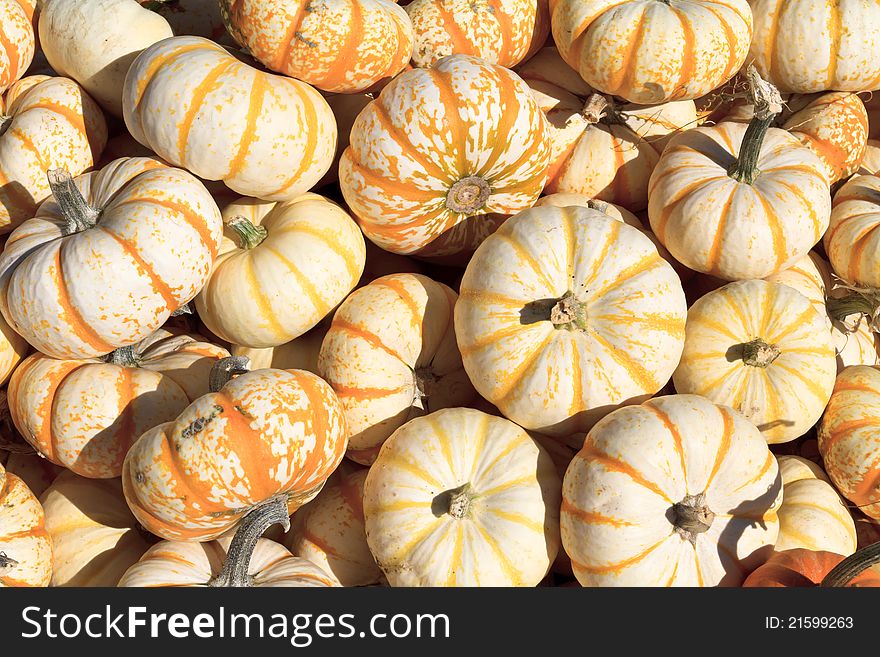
[318,273,476,465]
[562,394,782,586]
[40,471,153,586]
[455,204,687,437]
[195,194,365,349]
[825,174,880,289]
[672,280,837,444]
[776,455,857,556]
[363,407,561,586]
[284,461,381,587]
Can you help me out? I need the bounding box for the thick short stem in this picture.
[727,66,783,185]
[550,292,588,331]
[446,176,491,214]
[209,356,251,392]
[47,169,100,235]
[412,367,439,411]
[672,493,714,545]
[171,302,192,317]
[227,216,268,250]
[208,495,291,588]
[581,94,608,124]
[741,338,781,368]
[447,483,473,520]
[103,344,141,368]
[821,542,880,587]
[0,551,19,577]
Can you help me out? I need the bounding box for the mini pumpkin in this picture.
[743,548,880,587]
[0,459,52,587]
[0,0,35,94]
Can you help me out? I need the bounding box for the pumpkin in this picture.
[775,455,857,556]
[194,194,365,349]
[858,139,880,175]
[140,0,233,43]
[0,0,35,94]
[455,204,687,437]
[0,459,52,586]
[406,0,549,69]
[0,157,223,360]
[363,407,561,586]
[319,273,476,465]
[0,75,107,233]
[825,174,880,289]
[562,394,782,587]
[40,471,153,586]
[533,193,642,227]
[123,36,337,202]
[549,0,752,104]
[818,365,880,520]
[39,0,174,117]
[122,363,348,541]
[748,0,880,94]
[339,54,551,257]
[743,548,880,587]
[0,312,27,387]
[219,0,413,94]
[232,317,331,378]
[7,352,189,479]
[516,47,697,211]
[672,280,837,444]
[855,513,880,549]
[284,461,381,587]
[0,450,63,498]
[648,68,830,280]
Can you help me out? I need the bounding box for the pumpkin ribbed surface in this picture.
[0,461,52,587]
[0,0,34,94]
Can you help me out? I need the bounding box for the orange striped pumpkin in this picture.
[406,0,549,68]
[284,461,381,587]
[232,317,332,378]
[825,175,880,288]
[122,368,348,541]
[318,92,374,188]
[0,312,27,387]
[648,107,830,281]
[339,54,551,257]
[118,537,339,587]
[0,459,52,587]
[195,194,365,349]
[219,0,413,94]
[0,75,107,233]
[363,407,561,586]
[0,0,34,94]
[561,394,782,586]
[39,0,174,117]
[0,450,63,499]
[40,471,153,586]
[318,273,477,465]
[775,455,857,556]
[123,36,337,202]
[0,157,223,360]
[749,0,880,94]
[517,47,697,211]
[672,280,837,444]
[818,365,880,520]
[550,0,753,104]
[455,205,687,437]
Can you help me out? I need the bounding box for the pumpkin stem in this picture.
[227,216,268,250]
[47,169,100,235]
[412,366,439,411]
[446,176,491,214]
[726,66,783,185]
[103,344,141,368]
[581,93,609,124]
[209,356,251,392]
[672,492,714,544]
[208,495,291,588]
[550,292,588,331]
[741,338,781,368]
[820,542,880,587]
[0,551,19,577]
[0,114,11,138]
[171,302,192,317]
[826,290,880,332]
[447,483,473,520]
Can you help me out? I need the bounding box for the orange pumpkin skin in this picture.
[743,549,880,587]
[219,0,414,94]
[0,0,35,94]
[339,54,550,257]
[0,461,52,587]
[122,368,348,541]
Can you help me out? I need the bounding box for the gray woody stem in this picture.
[47,169,100,235]
[209,356,251,392]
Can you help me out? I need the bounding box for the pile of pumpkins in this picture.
[1,0,880,589]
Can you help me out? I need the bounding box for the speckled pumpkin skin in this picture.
[0,0,35,94]
[0,157,223,360]
[825,175,880,289]
[0,460,52,587]
[122,368,348,541]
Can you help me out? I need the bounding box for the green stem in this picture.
[227,216,268,250]
[726,66,783,185]
[209,356,251,392]
[208,495,291,587]
[826,294,876,323]
[47,169,100,235]
[821,543,880,587]
[741,338,781,368]
[550,292,588,331]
